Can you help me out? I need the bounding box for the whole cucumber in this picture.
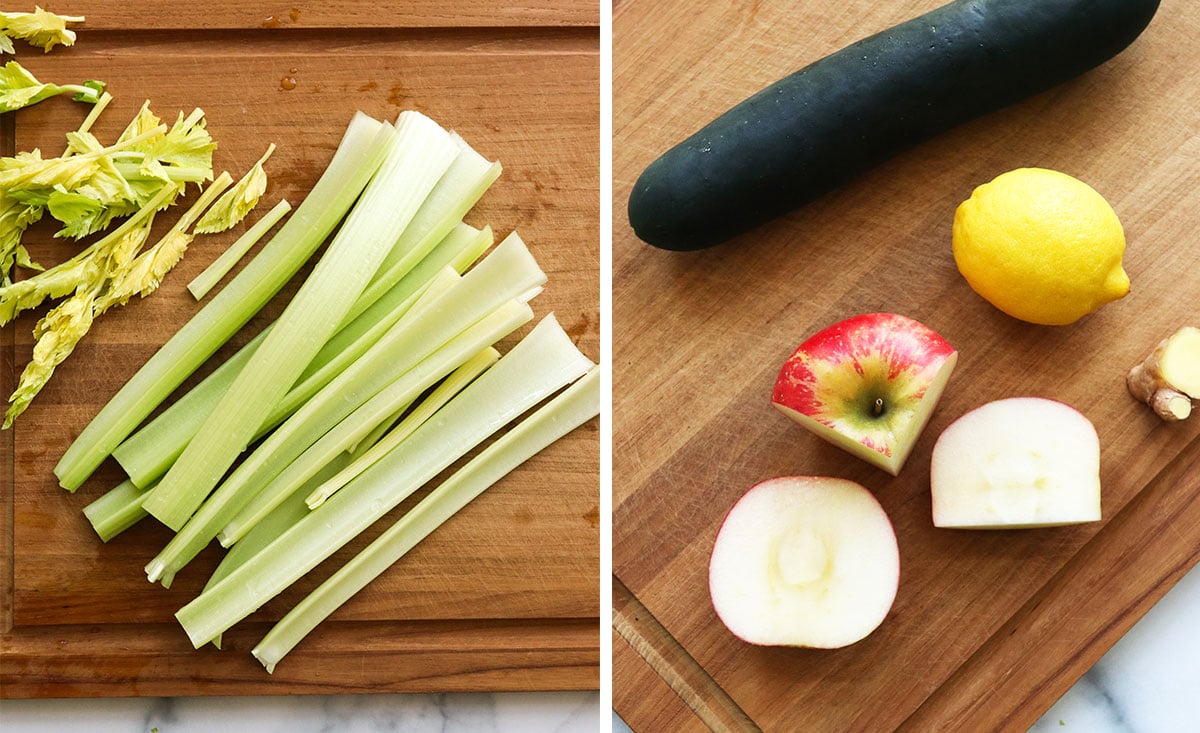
[627,0,1160,251]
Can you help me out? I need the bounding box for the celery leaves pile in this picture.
[0,6,83,54]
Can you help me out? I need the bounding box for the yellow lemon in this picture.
[952,168,1130,326]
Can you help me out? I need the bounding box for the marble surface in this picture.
[0,691,600,732]
[613,559,1200,731]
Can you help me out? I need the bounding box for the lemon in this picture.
[952,167,1130,326]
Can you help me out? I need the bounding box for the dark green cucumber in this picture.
[628,0,1160,251]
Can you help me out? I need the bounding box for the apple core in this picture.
[774,528,828,587]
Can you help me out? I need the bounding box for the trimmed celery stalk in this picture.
[253,366,600,671]
[142,270,465,587]
[187,199,292,300]
[143,234,546,583]
[350,135,501,323]
[54,112,391,490]
[174,314,595,647]
[113,221,493,489]
[217,304,527,549]
[142,112,460,531]
[307,347,499,509]
[82,478,153,542]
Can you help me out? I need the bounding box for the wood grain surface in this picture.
[613,0,1199,730]
[1,6,599,698]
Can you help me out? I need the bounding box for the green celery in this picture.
[112,222,491,488]
[142,269,463,585]
[187,199,292,300]
[82,478,153,542]
[181,233,543,554]
[142,112,460,531]
[305,347,500,510]
[350,134,501,323]
[331,344,497,475]
[253,366,599,671]
[54,112,391,490]
[174,314,595,647]
[216,303,528,550]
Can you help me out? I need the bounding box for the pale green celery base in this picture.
[142,112,461,533]
[82,478,153,542]
[54,112,389,490]
[174,314,594,648]
[252,366,599,672]
[143,270,464,587]
[218,302,528,548]
[188,199,293,300]
[111,222,493,490]
[349,144,500,323]
[306,347,500,510]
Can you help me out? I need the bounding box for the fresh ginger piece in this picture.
[1127,326,1200,421]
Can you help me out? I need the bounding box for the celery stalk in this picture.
[142,270,465,587]
[350,135,501,323]
[174,314,595,647]
[82,478,153,542]
[143,234,546,583]
[252,366,599,671]
[309,347,501,508]
[113,223,491,489]
[216,303,528,549]
[141,112,460,531]
[201,411,397,647]
[187,199,292,300]
[54,112,391,490]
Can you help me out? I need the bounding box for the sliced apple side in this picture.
[771,313,957,475]
[708,476,900,648]
[931,397,1102,529]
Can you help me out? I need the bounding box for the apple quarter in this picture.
[771,313,958,475]
[708,476,900,649]
[931,397,1102,529]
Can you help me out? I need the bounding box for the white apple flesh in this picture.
[772,313,957,475]
[931,397,1102,529]
[708,476,900,648]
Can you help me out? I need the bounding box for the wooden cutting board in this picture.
[1,2,599,698]
[614,1,1200,730]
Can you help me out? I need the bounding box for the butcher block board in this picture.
[614,0,1200,730]
[1,4,599,698]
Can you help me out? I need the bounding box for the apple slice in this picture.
[772,313,957,475]
[708,476,900,648]
[931,397,1102,529]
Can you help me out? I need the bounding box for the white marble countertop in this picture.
[613,559,1200,731]
[0,691,599,732]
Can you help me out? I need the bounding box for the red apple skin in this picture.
[772,313,957,470]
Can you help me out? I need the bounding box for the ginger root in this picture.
[1127,326,1200,421]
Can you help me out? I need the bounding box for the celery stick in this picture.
[350,135,501,323]
[306,347,500,510]
[253,366,599,671]
[174,314,595,647]
[82,478,153,542]
[187,199,292,300]
[333,343,496,470]
[143,234,546,582]
[113,223,490,489]
[54,112,390,490]
[202,414,394,648]
[217,304,527,549]
[142,270,464,587]
[142,112,460,531]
